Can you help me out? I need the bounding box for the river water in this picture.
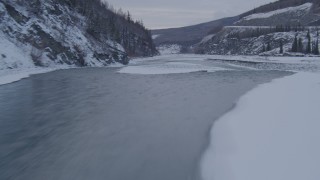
[0,61,291,180]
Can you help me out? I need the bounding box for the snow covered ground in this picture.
[0,67,73,86]
[119,54,320,74]
[199,52,320,180]
[156,44,181,55]
[0,31,74,85]
[201,72,320,180]
[130,54,320,65]
[205,54,320,66]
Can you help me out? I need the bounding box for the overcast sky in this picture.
[105,0,276,29]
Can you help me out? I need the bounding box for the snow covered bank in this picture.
[0,31,72,85]
[118,62,227,75]
[131,54,320,66]
[0,67,71,85]
[122,54,320,74]
[201,72,320,180]
[205,54,320,65]
[0,35,32,70]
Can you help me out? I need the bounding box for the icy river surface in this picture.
[0,56,292,180]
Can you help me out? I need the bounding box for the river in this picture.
[0,58,291,180]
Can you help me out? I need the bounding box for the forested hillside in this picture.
[0,0,157,69]
[196,0,320,56]
[66,0,157,57]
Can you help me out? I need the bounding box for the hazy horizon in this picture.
[105,0,277,29]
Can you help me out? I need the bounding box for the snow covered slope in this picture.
[196,26,320,55]
[151,17,237,46]
[0,0,157,72]
[243,3,313,21]
[196,2,320,55]
[236,2,320,26]
[201,71,320,180]
[0,0,127,68]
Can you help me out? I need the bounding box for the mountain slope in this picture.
[197,1,320,55]
[0,0,157,70]
[239,0,320,21]
[196,26,319,55]
[236,1,320,26]
[153,0,320,55]
[151,17,238,46]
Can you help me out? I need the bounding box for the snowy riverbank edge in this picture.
[1,54,319,85]
[201,72,320,180]
[0,67,65,86]
[0,63,124,86]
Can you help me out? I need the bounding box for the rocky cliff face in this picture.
[0,0,157,70]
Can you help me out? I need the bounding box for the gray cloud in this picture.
[104,0,276,29]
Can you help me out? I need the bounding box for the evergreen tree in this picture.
[316,31,320,55]
[312,41,316,55]
[267,42,271,51]
[279,40,283,54]
[126,11,131,22]
[298,37,303,53]
[306,30,311,54]
[292,35,298,52]
[315,38,319,55]
[262,44,266,52]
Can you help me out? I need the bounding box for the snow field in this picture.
[201,72,320,180]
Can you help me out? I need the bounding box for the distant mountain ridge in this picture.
[152,0,320,56]
[152,16,238,46]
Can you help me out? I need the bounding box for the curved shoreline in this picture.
[200,72,320,180]
[0,67,68,86]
